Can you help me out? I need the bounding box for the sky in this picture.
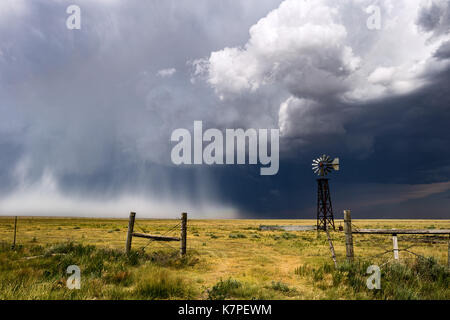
[0,0,450,219]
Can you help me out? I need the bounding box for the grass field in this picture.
[0,217,449,300]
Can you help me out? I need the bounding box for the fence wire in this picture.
[0,215,186,254]
[348,224,449,267]
[1,217,448,266]
[133,219,182,253]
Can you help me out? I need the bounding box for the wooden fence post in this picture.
[343,210,354,262]
[12,216,17,250]
[392,234,399,260]
[126,212,136,254]
[180,212,187,257]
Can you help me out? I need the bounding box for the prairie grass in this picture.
[0,241,196,300]
[0,217,449,299]
[300,257,450,300]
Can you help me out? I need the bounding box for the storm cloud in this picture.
[0,0,449,219]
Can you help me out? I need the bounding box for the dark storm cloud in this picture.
[191,0,450,218]
[175,75,450,220]
[416,0,450,38]
[0,0,450,218]
[434,40,450,59]
[216,67,450,218]
[0,0,284,217]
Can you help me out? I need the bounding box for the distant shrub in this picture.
[281,232,298,240]
[269,281,290,292]
[206,233,219,239]
[207,278,242,300]
[229,233,247,239]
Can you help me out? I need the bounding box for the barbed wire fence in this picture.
[341,210,450,269]
[320,223,448,269]
[0,215,190,254]
[1,215,449,269]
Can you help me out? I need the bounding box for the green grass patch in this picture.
[305,257,450,300]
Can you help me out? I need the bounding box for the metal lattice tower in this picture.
[316,178,334,231]
[312,155,339,231]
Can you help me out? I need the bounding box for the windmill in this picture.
[312,155,339,231]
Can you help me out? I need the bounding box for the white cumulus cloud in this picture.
[157,68,177,77]
[194,0,450,149]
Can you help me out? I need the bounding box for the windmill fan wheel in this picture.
[312,154,333,176]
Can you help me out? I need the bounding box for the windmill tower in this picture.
[312,155,339,231]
